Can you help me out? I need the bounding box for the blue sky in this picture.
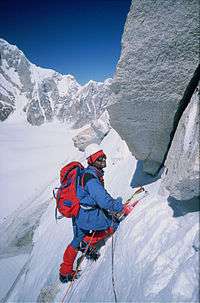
[0,0,131,84]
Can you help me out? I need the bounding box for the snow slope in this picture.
[0,121,199,303]
[0,119,82,219]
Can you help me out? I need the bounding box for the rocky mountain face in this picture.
[0,39,112,129]
[72,110,111,151]
[108,0,199,176]
[161,89,199,201]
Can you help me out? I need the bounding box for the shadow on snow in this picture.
[130,160,162,188]
[168,195,200,218]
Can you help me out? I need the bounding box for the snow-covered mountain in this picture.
[0,39,112,127]
[0,0,199,302]
[0,121,199,302]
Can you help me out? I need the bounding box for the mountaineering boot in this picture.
[59,244,78,283]
[79,241,100,261]
[59,270,79,283]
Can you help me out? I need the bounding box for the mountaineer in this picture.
[59,143,123,283]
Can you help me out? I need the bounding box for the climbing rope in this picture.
[111,231,118,303]
[111,202,118,303]
[61,231,96,303]
[110,187,145,303]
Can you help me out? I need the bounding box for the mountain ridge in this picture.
[0,38,113,127]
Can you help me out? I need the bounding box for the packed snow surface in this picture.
[0,119,199,302]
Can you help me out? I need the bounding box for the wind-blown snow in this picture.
[0,121,199,303]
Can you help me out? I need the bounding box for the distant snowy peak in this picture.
[29,64,56,84]
[56,74,80,97]
[0,39,113,126]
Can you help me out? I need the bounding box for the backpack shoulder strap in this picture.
[80,173,96,188]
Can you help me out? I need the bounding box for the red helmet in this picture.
[85,144,106,164]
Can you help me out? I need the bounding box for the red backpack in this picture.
[53,161,84,219]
